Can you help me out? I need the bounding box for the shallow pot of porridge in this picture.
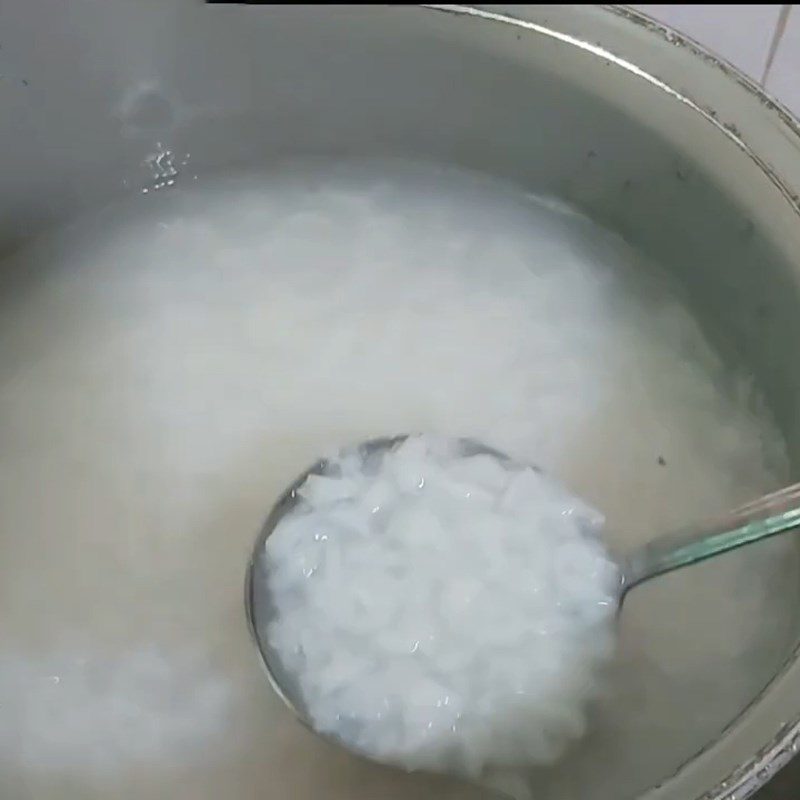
[2,3,800,800]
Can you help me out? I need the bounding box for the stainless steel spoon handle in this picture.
[621,482,800,596]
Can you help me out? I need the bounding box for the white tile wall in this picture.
[633,5,784,81]
[633,5,800,117]
[764,8,800,112]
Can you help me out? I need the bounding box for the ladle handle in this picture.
[621,482,800,595]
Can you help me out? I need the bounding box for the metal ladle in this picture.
[245,435,800,759]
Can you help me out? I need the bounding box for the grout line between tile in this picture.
[761,4,793,86]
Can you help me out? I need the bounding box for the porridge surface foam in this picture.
[0,160,796,800]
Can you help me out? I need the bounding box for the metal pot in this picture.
[1,4,799,799]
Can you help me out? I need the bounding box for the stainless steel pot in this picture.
[2,4,800,799]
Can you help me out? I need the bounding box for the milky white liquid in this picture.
[0,160,796,800]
